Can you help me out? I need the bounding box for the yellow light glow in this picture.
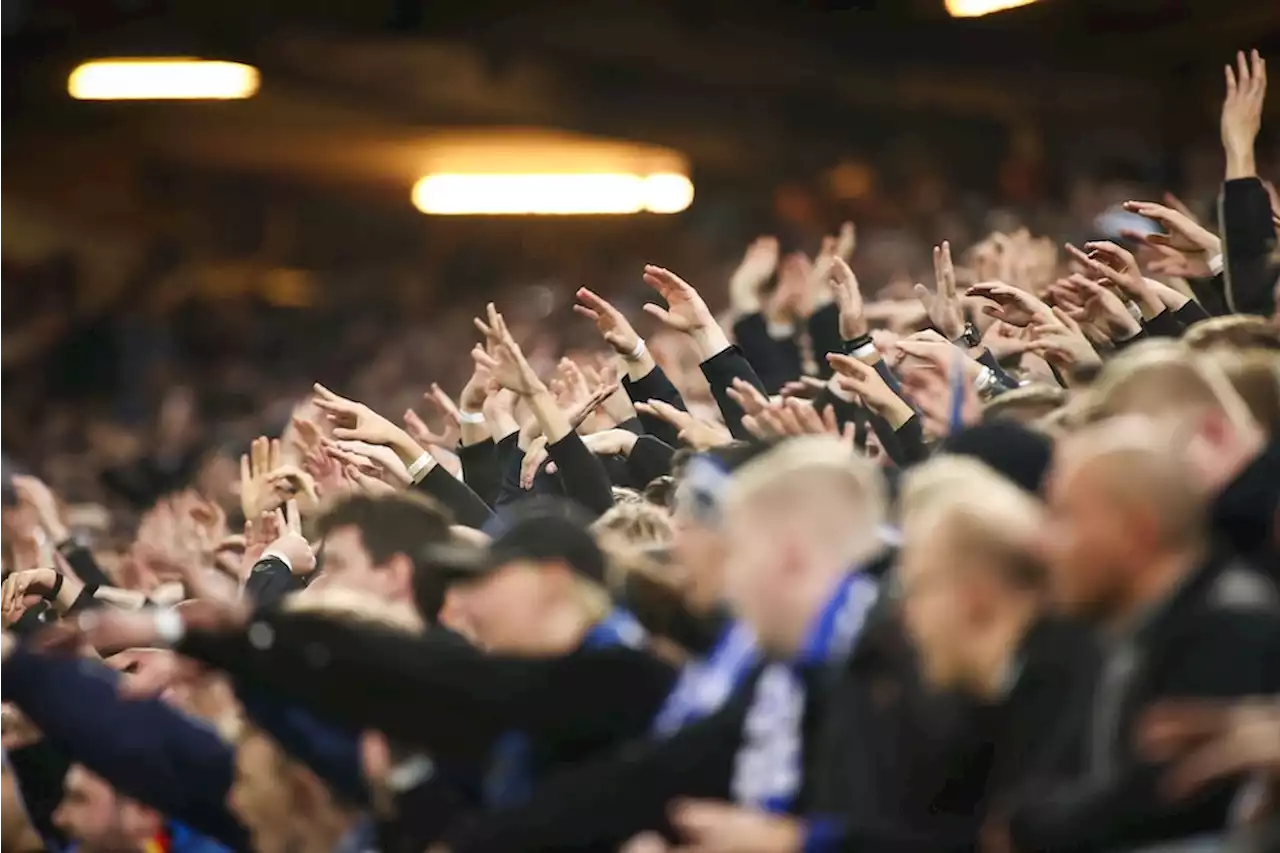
[68,58,260,101]
[945,0,1039,17]
[412,173,694,216]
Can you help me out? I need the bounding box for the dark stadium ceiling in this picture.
[3,0,1278,195]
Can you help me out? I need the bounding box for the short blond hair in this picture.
[728,437,887,535]
[1182,315,1280,352]
[904,457,1047,589]
[1086,341,1218,421]
[592,501,674,552]
[1202,348,1280,438]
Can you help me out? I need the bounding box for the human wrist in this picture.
[1225,149,1256,180]
[152,608,186,648]
[691,325,731,360]
[620,337,647,362]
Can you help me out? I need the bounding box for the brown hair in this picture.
[313,493,452,619]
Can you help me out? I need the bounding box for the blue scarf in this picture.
[483,608,646,807]
[730,570,878,814]
[651,621,759,737]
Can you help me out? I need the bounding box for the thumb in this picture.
[331,427,359,441]
[913,283,933,307]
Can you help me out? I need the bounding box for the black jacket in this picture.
[1008,558,1280,853]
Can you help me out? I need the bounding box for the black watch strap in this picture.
[952,323,981,348]
[44,571,64,600]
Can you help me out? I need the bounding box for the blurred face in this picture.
[320,525,409,603]
[1041,459,1133,620]
[721,503,792,650]
[450,561,560,653]
[670,516,727,613]
[228,732,294,853]
[897,531,974,690]
[53,766,144,853]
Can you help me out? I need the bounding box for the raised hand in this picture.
[581,428,639,457]
[815,254,866,340]
[1222,49,1266,179]
[472,303,545,396]
[1066,242,1161,317]
[729,236,780,315]
[11,475,68,542]
[634,400,731,451]
[966,280,1054,329]
[312,384,418,461]
[827,353,916,428]
[641,266,725,355]
[1055,274,1141,342]
[238,436,286,520]
[263,499,315,576]
[264,464,321,516]
[1028,308,1102,380]
[724,377,771,418]
[914,241,965,340]
[1121,200,1222,277]
[574,287,642,356]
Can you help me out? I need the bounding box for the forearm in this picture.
[524,386,570,446]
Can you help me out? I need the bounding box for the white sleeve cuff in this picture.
[153,608,186,647]
[407,453,435,483]
[261,549,293,573]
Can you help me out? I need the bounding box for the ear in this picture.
[385,553,416,601]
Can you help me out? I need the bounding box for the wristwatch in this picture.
[952,323,982,349]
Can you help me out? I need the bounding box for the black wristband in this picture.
[44,572,64,600]
[68,583,100,614]
[842,334,874,354]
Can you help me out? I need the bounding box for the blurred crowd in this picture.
[2,46,1279,853]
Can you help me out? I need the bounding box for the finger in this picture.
[937,240,956,298]
[641,303,677,327]
[239,453,251,490]
[1165,737,1254,801]
[912,282,934,310]
[572,304,602,322]
[311,383,341,403]
[1224,61,1237,98]
[285,499,301,532]
[269,438,282,473]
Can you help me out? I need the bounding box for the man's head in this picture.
[443,500,613,654]
[722,437,887,654]
[228,727,354,853]
[312,493,452,617]
[1087,342,1264,493]
[53,765,161,853]
[1042,418,1209,623]
[898,456,1047,695]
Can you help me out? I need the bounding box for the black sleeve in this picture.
[1112,328,1148,351]
[700,345,768,441]
[1008,609,1280,853]
[1185,274,1231,318]
[55,539,111,587]
[412,466,493,529]
[808,303,844,380]
[627,435,677,487]
[623,365,687,449]
[1219,177,1279,317]
[893,416,931,467]
[458,439,502,507]
[616,416,645,436]
[1140,308,1185,340]
[491,433,526,511]
[442,697,746,853]
[732,312,802,394]
[176,614,678,765]
[1173,299,1212,328]
[243,557,303,607]
[546,431,615,518]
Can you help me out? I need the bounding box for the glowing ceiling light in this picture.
[68,58,260,101]
[411,173,694,216]
[945,0,1040,18]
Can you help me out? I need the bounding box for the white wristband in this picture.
[1126,301,1143,321]
[623,338,647,362]
[1207,253,1224,276]
[407,452,434,483]
[261,549,293,573]
[458,410,485,425]
[153,608,186,647]
[853,342,877,360]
